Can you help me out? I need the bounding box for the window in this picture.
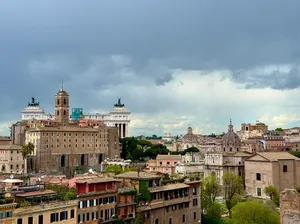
[169,218,172,224]
[71,209,75,219]
[61,155,65,167]
[28,217,33,224]
[50,213,59,223]
[167,162,170,165]
[283,165,288,172]
[182,214,186,223]
[86,213,90,221]
[78,214,85,223]
[60,211,68,221]
[17,218,22,224]
[193,187,197,195]
[194,212,196,220]
[257,188,262,197]
[81,154,85,166]
[256,173,261,181]
[193,199,198,206]
[64,98,66,105]
[155,218,159,224]
[38,215,43,224]
[160,162,162,165]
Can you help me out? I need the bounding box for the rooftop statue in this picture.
[28,97,40,107]
[114,97,125,107]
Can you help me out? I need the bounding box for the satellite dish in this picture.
[10,175,14,179]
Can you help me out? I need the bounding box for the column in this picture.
[120,123,124,138]
[125,124,129,137]
[119,124,122,138]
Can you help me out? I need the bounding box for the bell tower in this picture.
[55,84,69,126]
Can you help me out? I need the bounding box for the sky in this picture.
[1,0,300,137]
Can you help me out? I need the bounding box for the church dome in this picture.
[222,120,241,150]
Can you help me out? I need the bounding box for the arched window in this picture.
[57,110,59,116]
[61,155,65,167]
[169,218,172,224]
[64,110,66,116]
[64,98,66,105]
[230,147,232,152]
[81,154,85,166]
[155,218,159,224]
[57,99,60,105]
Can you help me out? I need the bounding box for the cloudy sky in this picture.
[1,1,300,137]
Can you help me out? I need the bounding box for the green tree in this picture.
[222,172,244,216]
[206,202,223,220]
[231,201,280,224]
[120,137,138,159]
[275,127,283,132]
[201,173,220,213]
[289,151,300,158]
[137,140,152,148]
[106,165,123,174]
[185,147,200,153]
[21,142,34,160]
[264,186,280,206]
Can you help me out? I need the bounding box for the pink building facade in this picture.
[146,154,182,175]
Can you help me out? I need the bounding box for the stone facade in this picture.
[280,189,300,224]
[245,152,300,198]
[0,144,25,175]
[237,122,268,141]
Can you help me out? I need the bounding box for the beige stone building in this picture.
[245,152,300,198]
[24,88,120,177]
[237,122,268,141]
[0,144,25,174]
[0,138,25,175]
[13,200,78,224]
[204,120,252,185]
[280,189,300,224]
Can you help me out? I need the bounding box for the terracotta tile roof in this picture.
[16,190,56,197]
[115,171,163,180]
[156,155,181,160]
[76,177,117,184]
[149,183,189,193]
[232,151,252,157]
[256,152,300,161]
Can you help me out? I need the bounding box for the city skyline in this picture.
[1,1,300,137]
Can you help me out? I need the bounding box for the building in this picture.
[0,202,16,224]
[204,120,252,184]
[238,122,268,141]
[13,200,78,224]
[175,152,205,177]
[19,95,131,138]
[102,158,132,172]
[146,154,182,175]
[117,187,136,224]
[280,189,300,224]
[0,144,25,174]
[23,88,120,177]
[115,171,201,224]
[245,152,300,198]
[74,174,119,223]
[171,127,220,153]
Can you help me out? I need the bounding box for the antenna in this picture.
[61,78,64,90]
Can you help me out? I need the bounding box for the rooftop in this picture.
[115,171,163,180]
[156,154,182,160]
[254,152,300,161]
[15,190,56,197]
[76,177,118,184]
[149,183,189,193]
[0,144,23,150]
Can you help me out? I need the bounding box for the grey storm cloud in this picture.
[0,0,300,129]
